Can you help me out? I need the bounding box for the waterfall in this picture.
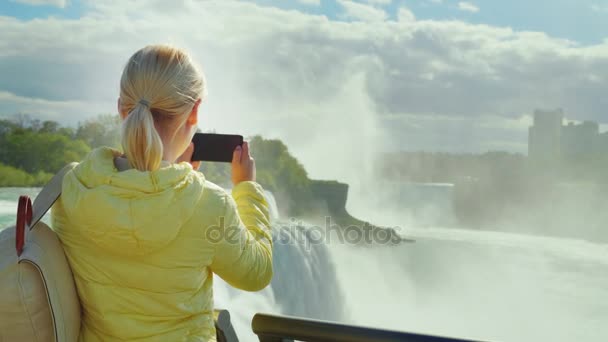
[263,190,280,222]
[214,191,345,341]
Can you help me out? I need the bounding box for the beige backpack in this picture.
[0,163,81,342]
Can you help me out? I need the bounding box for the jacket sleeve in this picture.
[209,181,273,291]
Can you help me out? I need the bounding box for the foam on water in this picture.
[0,200,15,214]
[0,188,43,228]
[0,200,16,228]
[404,226,608,265]
[329,228,608,342]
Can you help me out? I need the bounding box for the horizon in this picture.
[5,109,607,157]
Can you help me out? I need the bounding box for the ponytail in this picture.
[121,101,164,171]
[119,45,205,171]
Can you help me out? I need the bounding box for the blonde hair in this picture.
[119,45,205,171]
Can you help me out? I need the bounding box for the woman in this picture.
[52,45,273,341]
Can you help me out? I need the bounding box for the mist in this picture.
[339,169,608,342]
[348,178,608,242]
[328,226,608,342]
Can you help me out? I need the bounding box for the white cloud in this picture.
[0,91,108,122]
[1,0,608,180]
[398,7,416,22]
[11,0,67,8]
[297,0,321,6]
[458,2,480,13]
[591,4,608,12]
[337,0,387,22]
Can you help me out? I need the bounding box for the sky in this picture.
[1,0,608,180]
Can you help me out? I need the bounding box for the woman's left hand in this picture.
[176,142,201,170]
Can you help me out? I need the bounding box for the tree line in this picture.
[0,115,117,186]
[0,114,314,216]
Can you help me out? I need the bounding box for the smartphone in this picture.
[191,133,244,162]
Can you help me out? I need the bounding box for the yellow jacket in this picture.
[51,147,273,341]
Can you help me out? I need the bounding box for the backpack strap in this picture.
[15,196,32,257]
[31,162,78,228]
[16,162,78,256]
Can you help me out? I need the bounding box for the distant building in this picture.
[561,121,600,159]
[528,109,606,161]
[528,109,563,161]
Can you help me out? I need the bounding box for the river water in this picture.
[1,187,607,341]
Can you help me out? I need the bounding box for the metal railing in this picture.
[252,313,484,342]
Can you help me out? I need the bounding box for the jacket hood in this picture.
[60,147,205,256]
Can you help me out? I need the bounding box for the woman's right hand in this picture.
[232,141,256,185]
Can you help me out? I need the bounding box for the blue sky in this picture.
[3,0,607,44]
[0,0,83,20]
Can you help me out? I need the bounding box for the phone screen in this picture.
[191,133,244,162]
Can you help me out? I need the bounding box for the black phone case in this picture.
[191,133,244,162]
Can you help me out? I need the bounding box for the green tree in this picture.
[38,120,60,134]
[249,136,314,216]
[0,116,323,219]
[76,114,121,149]
[0,163,52,187]
[199,161,231,187]
[1,130,90,174]
[199,136,315,216]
